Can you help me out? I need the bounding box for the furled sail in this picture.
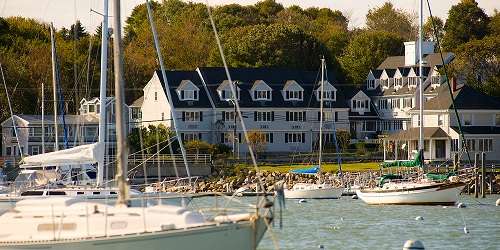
[21,142,104,167]
[290,166,319,174]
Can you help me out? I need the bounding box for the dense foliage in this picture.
[0,0,498,124]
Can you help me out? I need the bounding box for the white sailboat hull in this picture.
[356,182,465,205]
[285,184,343,199]
[0,217,268,250]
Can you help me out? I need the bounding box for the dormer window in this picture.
[315,80,336,101]
[217,80,240,101]
[254,90,271,100]
[251,80,272,101]
[367,79,375,89]
[283,80,304,101]
[177,80,200,101]
[286,90,302,100]
[180,90,198,100]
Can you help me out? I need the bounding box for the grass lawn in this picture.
[250,162,381,173]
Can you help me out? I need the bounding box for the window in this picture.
[182,111,202,122]
[318,111,336,122]
[154,92,158,101]
[220,89,239,100]
[6,146,11,156]
[451,139,459,152]
[431,76,441,85]
[378,99,388,110]
[85,127,98,138]
[478,139,493,152]
[465,139,476,151]
[285,133,305,143]
[254,90,271,100]
[180,90,198,101]
[496,114,500,126]
[264,133,274,143]
[30,146,40,155]
[88,105,95,113]
[131,107,142,120]
[286,111,306,122]
[438,114,443,126]
[220,133,232,144]
[254,111,274,122]
[222,111,236,121]
[161,112,165,121]
[367,79,375,89]
[381,79,389,88]
[403,98,413,108]
[182,133,201,142]
[29,127,43,137]
[394,77,403,87]
[462,114,472,126]
[285,90,303,101]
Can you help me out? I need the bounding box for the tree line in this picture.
[0,0,498,123]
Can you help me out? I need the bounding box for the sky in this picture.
[1,0,499,33]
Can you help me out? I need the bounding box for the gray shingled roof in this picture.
[196,67,348,109]
[129,96,143,107]
[423,84,500,110]
[386,127,449,140]
[377,52,454,69]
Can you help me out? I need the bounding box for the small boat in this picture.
[284,59,343,199]
[285,183,343,199]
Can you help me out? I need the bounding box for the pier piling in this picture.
[474,153,479,198]
[481,152,486,198]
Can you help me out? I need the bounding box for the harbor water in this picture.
[1,195,498,249]
[191,195,500,250]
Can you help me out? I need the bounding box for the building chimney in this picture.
[404,41,435,66]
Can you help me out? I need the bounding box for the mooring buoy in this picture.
[496,199,500,206]
[352,195,358,199]
[457,203,466,208]
[463,226,469,234]
[415,216,424,221]
[318,244,324,249]
[298,199,307,203]
[403,240,425,250]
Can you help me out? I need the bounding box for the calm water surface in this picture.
[1,195,498,250]
[191,195,500,250]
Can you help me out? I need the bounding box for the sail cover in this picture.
[290,166,319,174]
[21,142,104,167]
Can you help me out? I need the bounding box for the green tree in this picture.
[488,9,500,35]
[210,23,332,70]
[450,36,500,97]
[442,0,490,51]
[423,16,444,42]
[255,0,283,21]
[366,2,417,40]
[340,30,404,85]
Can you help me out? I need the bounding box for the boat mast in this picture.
[318,58,325,170]
[97,0,109,187]
[145,0,192,182]
[418,0,424,165]
[50,23,59,151]
[41,82,45,154]
[113,0,129,206]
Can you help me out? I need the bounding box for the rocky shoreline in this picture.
[193,170,353,193]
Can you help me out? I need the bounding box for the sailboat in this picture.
[284,58,343,199]
[0,1,273,248]
[356,0,465,205]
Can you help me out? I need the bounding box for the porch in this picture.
[383,127,451,162]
